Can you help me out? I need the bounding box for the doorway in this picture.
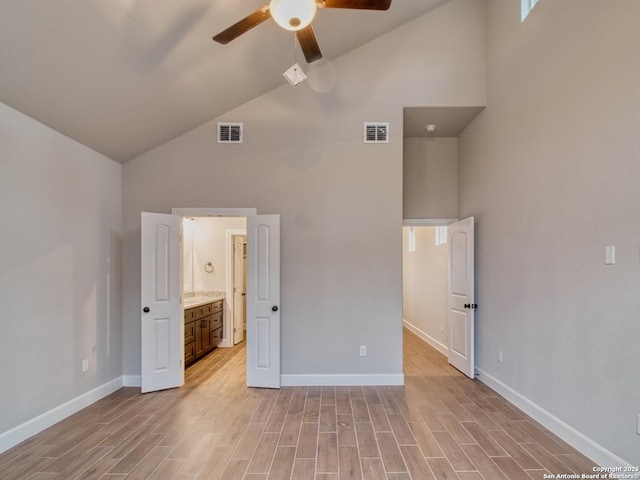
[402,224,450,356]
[401,219,476,379]
[230,234,247,345]
[141,209,282,392]
[181,216,247,368]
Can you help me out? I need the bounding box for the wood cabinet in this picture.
[184,299,223,367]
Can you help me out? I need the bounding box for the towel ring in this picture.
[204,262,214,273]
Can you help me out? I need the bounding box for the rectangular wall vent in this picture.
[217,122,243,143]
[364,122,389,143]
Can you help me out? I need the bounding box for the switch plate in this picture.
[637,414,640,435]
[605,246,615,265]
[82,359,89,373]
[360,346,367,357]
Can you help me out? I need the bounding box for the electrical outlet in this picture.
[359,346,367,357]
[440,323,444,334]
[82,359,89,373]
[637,414,640,435]
[498,350,504,364]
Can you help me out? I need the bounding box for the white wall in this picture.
[0,102,122,440]
[403,137,458,220]
[402,227,449,352]
[190,217,246,292]
[458,0,640,465]
[122,0,487,380]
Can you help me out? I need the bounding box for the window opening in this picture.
[521,0,539,21]
[435,226,447,246]
[408,227,416,253]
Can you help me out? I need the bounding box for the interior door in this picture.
[233,235,245,345]
[447,217,476,379]
[141,212,184,393]
[246,214,280,388]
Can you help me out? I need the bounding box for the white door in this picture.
[447,217,476,379]
[246,215,280,388]
[233,235,245,345]
[141,212,184,393]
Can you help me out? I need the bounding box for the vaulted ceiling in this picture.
[0,0,451,163]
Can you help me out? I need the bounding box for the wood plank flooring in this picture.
[0,329,597,479]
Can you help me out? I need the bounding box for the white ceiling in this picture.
[0,0,451,163]
[403,106,485,138]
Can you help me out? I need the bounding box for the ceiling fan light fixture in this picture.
[270,0,317,31]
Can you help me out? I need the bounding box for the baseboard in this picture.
[0,377,122,454]
[476,367,633,468]
[403,319,449,357]
[281,373,405,387]
[122,375,141,387]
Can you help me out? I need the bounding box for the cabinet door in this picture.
[195,319,205,358]
[210,311,222,332]
[185,321,195,345]
[201,317,212,352]
[210,327,222,348]
[185,342,195,366]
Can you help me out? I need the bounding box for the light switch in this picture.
[605,246,615,265]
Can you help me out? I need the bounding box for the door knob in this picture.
[143,306,150,313]
[272,306,278,312]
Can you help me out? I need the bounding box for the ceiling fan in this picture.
[212,0,392,64]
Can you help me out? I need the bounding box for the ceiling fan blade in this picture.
[296,25,323,64]
[212,6,271,44]
[317,0,391,10]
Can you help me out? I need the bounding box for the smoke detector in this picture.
[425,124,437,133]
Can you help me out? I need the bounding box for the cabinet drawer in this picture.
[211,300,223,314]
[185,342,195,366]
[185,321,195,344]
[210,311,222,331]
[184,307,196,323]
[210,327,222,347]
[196,303,212,319]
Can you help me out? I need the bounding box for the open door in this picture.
[141,212,184,393]
[447,217,476,379]
[246,214,280,388]
[233,235,245,345]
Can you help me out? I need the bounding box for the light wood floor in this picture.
[0,329,596,479]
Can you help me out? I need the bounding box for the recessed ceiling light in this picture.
[425,124,437,133]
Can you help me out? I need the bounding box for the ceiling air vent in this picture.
[217,122,243,144]
[364,122,389,143]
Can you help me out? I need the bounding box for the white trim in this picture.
[223,228,247,347]
[171,207,257,217]
[477,367,632,468]
[281,374,404,387]
[403,320,449,357]
[0,377,122,454]
[122,375,141,387]
[403,218,458,226]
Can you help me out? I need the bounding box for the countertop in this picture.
[183,294,224,309]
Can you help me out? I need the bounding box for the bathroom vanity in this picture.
[184,297,223,367]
